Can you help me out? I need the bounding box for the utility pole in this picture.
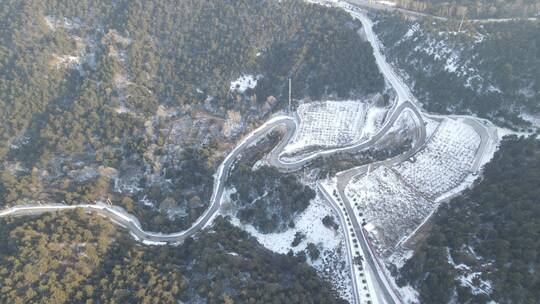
[367,164,371,177]
[458,13,465,32]
[288,78,292,112]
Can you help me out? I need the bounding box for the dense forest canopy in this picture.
[229,165,316,233]
[373,12,539,127]
[398,136,540,304]
[393,0,540,18]
[0,0,384,232]
[0,211,346,304]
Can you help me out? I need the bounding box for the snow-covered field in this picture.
[345,166,433,255]
[284,100,386,154]
[229,195,354,302]
[394,118,480,199]
[344,117,483,256]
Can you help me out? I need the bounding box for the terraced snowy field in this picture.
[345,118,482,255]
[284,100,387,154]
[345,166,432,255]
[394,118,480,199]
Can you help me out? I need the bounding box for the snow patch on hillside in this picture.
[230,74,261,93]
[385,20,506,96]
[232,198,341,253]
[48,29,98,74]
[44,16,81,31]
[521,112,540,128]
[457,272,493,296]
[230,196,354,302]
[361,105,387,138]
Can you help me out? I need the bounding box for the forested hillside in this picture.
[229,165,316,233]
[0,0,384,232]
[393,0,540,18]
[373,12,540,128]
[0,211,346,303]
[397,136,540,303]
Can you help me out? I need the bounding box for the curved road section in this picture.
[0,6,423,304]
[0,116,297,244]
[0,5,497,304]
[0,6,416,303]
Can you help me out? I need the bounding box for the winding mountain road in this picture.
[0,5,421,303]
[0,100,421,244]
[0,116,297,244]
[0,4,498,304]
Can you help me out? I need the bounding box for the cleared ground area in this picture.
[394,118,480,200]
[345,118,482,255]
[346,166,432,255]
[285,100,387,154]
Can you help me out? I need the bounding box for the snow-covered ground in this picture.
[320,179,382,304]
[447,248,494,297]
[374,0,396,7]
[44,15,98,74]
[521,111,540,129]
[284,100,387,154]
[44,15,81,31]
[344,116,486,257]
[385,249,420,304]
[424,116,441,140]
[228,195,354,302]
[230,74,261,93]
[394,118,480,200]
[51,39,96,73]
[457,272,493,296]
[376,108,421,147]
[386,109,418,135]
[392,19,493,95]
[345,166,433,255]
[362,106,388,138]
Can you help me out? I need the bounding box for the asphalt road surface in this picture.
[0,7,427,304]
[0,6,497,304]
